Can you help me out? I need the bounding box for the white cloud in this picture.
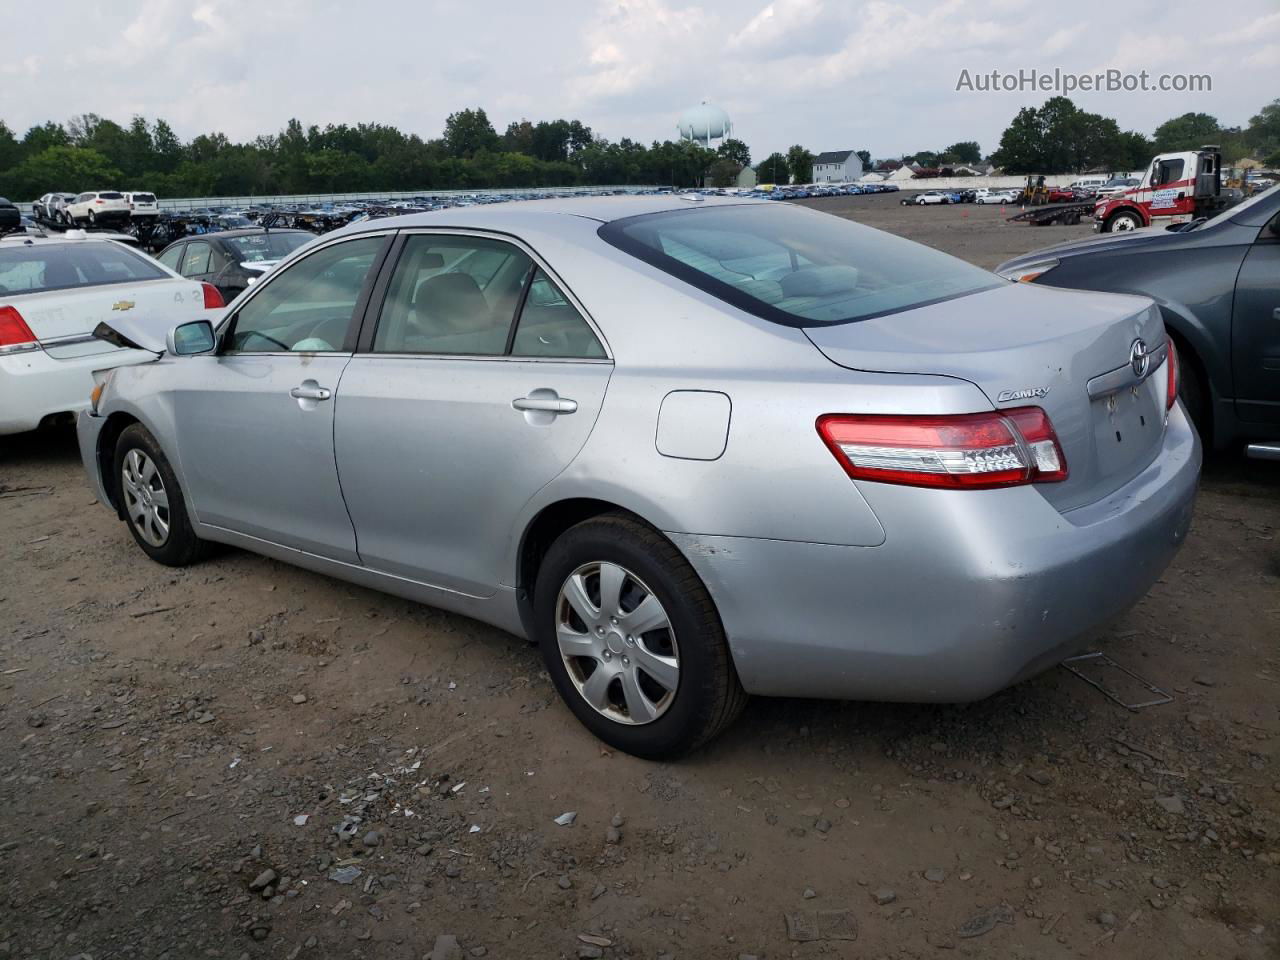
[0,0,1275,166]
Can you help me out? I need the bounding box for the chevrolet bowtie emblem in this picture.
[111,300,136,311]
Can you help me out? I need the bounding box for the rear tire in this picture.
[533,513,747,759]
[113,423,210,567]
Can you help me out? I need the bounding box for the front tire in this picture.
[1105,210,1142,232]
[533,513,746,759]
[113,423,209,566]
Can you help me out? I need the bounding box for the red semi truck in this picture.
[1094,145,1234,232]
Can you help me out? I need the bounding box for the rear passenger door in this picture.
[333,230,613,596]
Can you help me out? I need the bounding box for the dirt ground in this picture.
[2,196,1278,960]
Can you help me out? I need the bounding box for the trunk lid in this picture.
[12,278,206,358]
[804,282,1170,511]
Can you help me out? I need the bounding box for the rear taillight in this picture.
[94,199,104,204]
[1165,339,1178,410]
[0,305,40,354]
[817,407,1068,490]
[201,283,225,308]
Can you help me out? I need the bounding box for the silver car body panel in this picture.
[79,195,1201,703]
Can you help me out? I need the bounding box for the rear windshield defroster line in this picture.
[597,204,1001,328]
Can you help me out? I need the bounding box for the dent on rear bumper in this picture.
[674,404,1200,702]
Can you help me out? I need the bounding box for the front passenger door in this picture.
[170,233,392,560]
[1233,214,1280,424]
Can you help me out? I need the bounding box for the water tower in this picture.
[677,100,732,147]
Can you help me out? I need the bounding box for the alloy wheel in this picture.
[555,561,680,725]
[121,449,170,547]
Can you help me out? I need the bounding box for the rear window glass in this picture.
[223,232,312,262]
[598,204,1000,327]
[0,243,168,294]
[132,193,156,203]
[98,192,124,200]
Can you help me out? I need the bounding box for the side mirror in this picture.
[167,319,217,356]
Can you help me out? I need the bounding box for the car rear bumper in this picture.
[672,403,1200,702]
[0,348,117,435]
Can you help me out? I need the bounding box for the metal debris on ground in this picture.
[958,903,1015,938]
[554,811,577,826]
[1060,651,1174,710]
[784,908,858,942]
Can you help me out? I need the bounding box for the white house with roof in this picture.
[811,150,864,183]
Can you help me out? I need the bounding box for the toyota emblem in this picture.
[1129,338,1150,378]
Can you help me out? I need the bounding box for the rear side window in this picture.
[599,204,1000,327]
[511,268,605,359]
[181,241,212,276]
[0,243,168,294]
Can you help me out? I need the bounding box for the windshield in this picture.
[0,242,168,294]
[223,232,312,262]
[598,203,1001,327]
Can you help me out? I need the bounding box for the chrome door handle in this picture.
[290,384,331,401]
[512,396,577,414]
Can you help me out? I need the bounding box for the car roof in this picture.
[330,194,770,238]
[0,232,132,247]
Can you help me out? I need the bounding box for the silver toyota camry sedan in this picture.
[78,195,1200,758]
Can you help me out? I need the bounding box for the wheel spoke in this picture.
[140,456,156,484]
[556,623,600,660]
[580,665,615,711]
[620,670,657,723]
[151,509,169,538]
[150,486,169,509]
[620,594,668,637]
[596,562,626,616]
[631,642,679,692]
[562,573,598,625]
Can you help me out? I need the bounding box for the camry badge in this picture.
[996,386,1050,402]
[111,300,136,311]
[1130,338,1150,378]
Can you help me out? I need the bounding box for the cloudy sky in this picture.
[2,0,1276,161]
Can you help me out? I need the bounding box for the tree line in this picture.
[2,97,1277,203]
[989,96,1280,174]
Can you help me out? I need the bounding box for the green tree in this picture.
[21,121,70,156]
[941,141,981,165]
[786,144,813,184]
[0,121,19,174]
[756,152,789,184]
[709,157,742,188]
[443,108,499,159]
[1152,112,1221,152]
[855,149,871,168]
[716,138,751,168]
[1245,99,1280,158]
[3,146,121,200]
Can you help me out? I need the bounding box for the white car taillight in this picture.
[0,305,40,355]
[817,407,1068,489]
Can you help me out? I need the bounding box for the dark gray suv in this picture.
[997,186,1280,459]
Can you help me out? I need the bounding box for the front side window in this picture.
[599,203,1000,327]
[373,235,532,355]
[1154,159,1185,187]
[227,235,384,353]
[0,242,168,294]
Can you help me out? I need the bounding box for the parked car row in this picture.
[33,190,161,227]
